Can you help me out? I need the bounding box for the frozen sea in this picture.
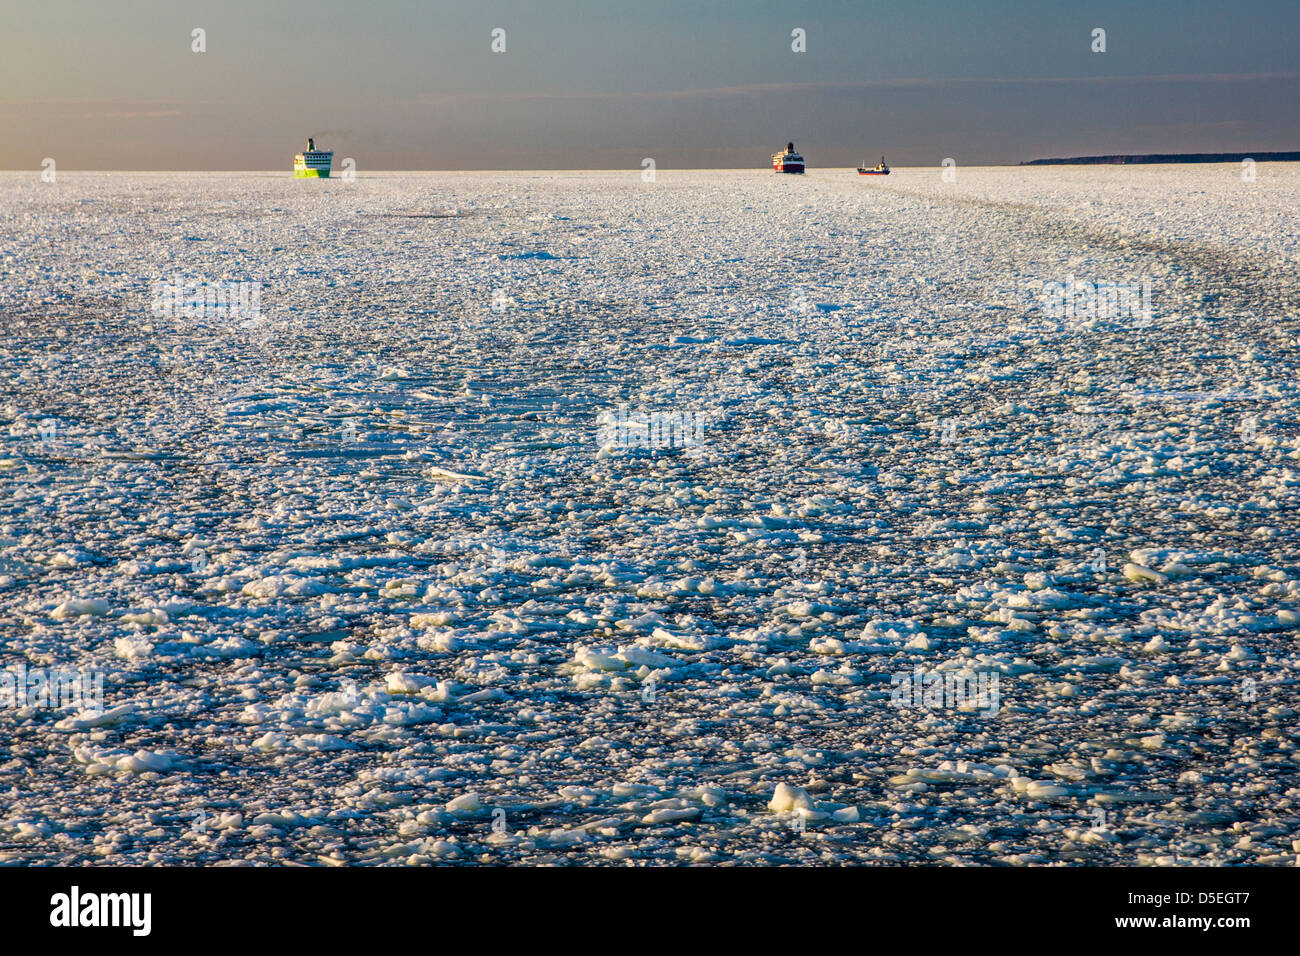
[1,166,1298,865]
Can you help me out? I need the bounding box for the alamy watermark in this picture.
[889,667,1000,717]
[2,664,104,710]
[1042,275,1152,326]
[596,404,706,455]
[151,277,262,325]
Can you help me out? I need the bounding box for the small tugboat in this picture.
[857,155,890,175]
[293,137,334,178]
[772,142,805,174]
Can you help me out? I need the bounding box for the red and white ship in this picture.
[857,156,890,175]
[772,142,805,173]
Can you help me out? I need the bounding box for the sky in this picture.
[2,0,1297,169]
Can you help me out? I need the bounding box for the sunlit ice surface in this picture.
[1,166,1297,864]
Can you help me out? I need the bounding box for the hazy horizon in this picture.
[3,0,1298,170]
[10,159,1297,174]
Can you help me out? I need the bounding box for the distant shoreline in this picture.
[1020,152,1300,165]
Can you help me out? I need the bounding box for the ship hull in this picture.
[773,163,805,174]
[293,149,334,178]
[857,170,889,175]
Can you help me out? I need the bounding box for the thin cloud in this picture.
[412,70,1300,105]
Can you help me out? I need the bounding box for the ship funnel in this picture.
[787,142,794,152]
[308,137,316,151]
